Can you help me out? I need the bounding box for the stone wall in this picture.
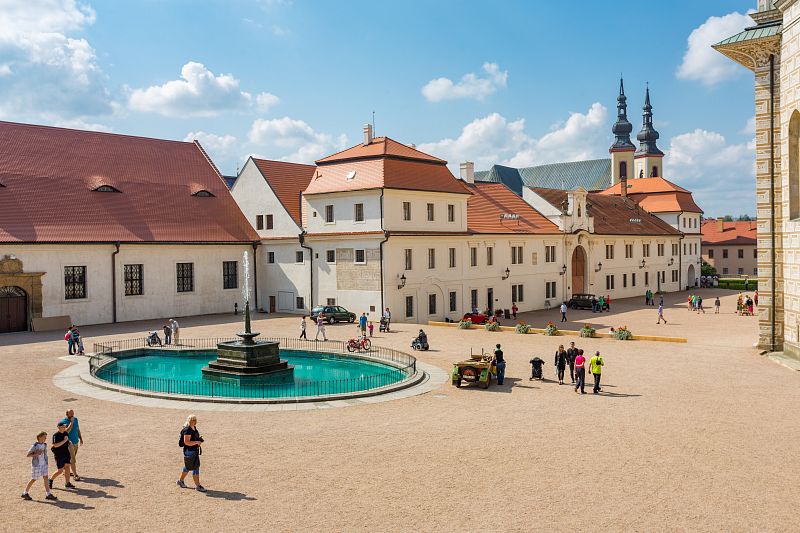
[336,248,381,291]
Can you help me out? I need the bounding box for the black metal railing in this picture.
[89,337,416,400]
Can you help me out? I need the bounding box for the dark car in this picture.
[462,312,489,325]
[567,294,596,310]
[310,305,356,324]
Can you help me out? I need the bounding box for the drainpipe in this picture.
[769,54,776,352]
[378,188,388,313]
[251,241,259,310]
[111,242,120,323]
[677,211,684,291]
[299,230,313,310]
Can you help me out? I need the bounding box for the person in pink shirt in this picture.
[574,349,586,394]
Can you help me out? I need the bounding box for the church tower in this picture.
[634,86,664,179]
[609,78,635,186]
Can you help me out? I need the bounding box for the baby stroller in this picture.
[379,316,390,333]
[146,331,162,347]
[529,357,545,380]
[411,330,429,351]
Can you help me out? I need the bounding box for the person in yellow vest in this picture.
[589,351,604,394]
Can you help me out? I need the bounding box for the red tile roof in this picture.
[530,187,682,236]
[304,154,471,196]
[599,176,703,213]
[251,158,315,226]
[467,182,559,234]
[0,121,259,243]
[316,136,445,164]
[701,219,757,245]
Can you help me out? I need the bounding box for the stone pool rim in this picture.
[84,338,424,404]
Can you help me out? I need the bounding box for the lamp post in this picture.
[397,273,406,290]
[559,264,567,276]
[595,261,602,273]
[502,267,510,280]
[639,259,646,269]
[668,258,674,266]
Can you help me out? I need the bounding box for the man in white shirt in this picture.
[170,319,180,345]
[560,302,568,323]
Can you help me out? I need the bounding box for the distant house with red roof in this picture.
[0,120,259,331]
[701,219,758,277]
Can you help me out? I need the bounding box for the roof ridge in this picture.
[192,140,223,179]
[251,157,316,168]
[0,120,195,146]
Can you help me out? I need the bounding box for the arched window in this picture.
[93,185,121,193]
[639,169,644,178]
[651,165,659,177]
[789,110,800,219]
[620,161,627,180]
[192,190,215,197]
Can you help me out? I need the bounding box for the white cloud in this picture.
[741,115,756,135]
[248,117,347,163]
[665,127,755,216]
[676,11,752,86]
[270,24,290,36]
[52,118,111,132]
[128,62,279,117]
[184,130,237,165]
[419,103,609,170]
[422,62,508,102]
[0,0,114,122]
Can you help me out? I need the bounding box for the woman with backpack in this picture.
[177,414,206,492]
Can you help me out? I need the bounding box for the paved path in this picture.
[1,290,797,532]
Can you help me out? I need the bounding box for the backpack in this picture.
[178,428,185,448]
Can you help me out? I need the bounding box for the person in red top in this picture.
[511,302,518,319]
[605,295,611,312]
[574,349,586,394]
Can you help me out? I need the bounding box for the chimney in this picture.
[620,174,628,198]
[717,217,724,232]
[363,123,373,146]
[459,161,475,184]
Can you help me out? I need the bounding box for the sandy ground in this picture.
[1,288,798,533]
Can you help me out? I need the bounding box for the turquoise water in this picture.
[95,349,407,398]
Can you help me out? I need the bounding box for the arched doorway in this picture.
[687,264,696,289]
[571,246,587,295]
[0,286,28,333]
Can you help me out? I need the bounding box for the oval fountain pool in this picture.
[93,347,415,400]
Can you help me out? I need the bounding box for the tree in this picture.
[701,261,716,276]
[737,214,753,221]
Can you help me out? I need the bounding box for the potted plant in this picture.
[544,321,559,336]
[580,324,595,338]
[515,322,530,334]
[485,321,500,331]
[613,325,633,340]
[458,318,473,329]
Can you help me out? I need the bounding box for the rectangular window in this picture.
[324,205,334,223]
[267,251,275,264]
[296,296,304,309]
[511,246,523,264]
[487,247,494,266]
[723,267,729,274]
[623,273,627,288]
[694,243,698,254]
[404,249,413,270]
[672,243,679,256]
[545,245,556,263]
[295,251,304,263]
[327,298,336,306]
[625,244,633,258]
[428,248,436,269]
[754,268,758,275]
[449,247,456,268]
[606,274,615,290]
[754,248,758,258]
[605,244,614,260]
[124,264,144,296]
[632,272,636,287]
[642,244,650,258]
[672,269,678,282]
[256,215,264,230]
[326,250,336,263]
[738,249,744,259]
[511,284,517,303]
[266,214,273,230]
[645,271,649,285]
[354,203,364,222]
[447,204,455,222]
[405,296,414,318]
[738,267,744,275]
[545,281,556,299]
[471,289,478,310]
[402,201,411,221]
[176,263,194,293]
[64,266,86,300]
[708,249,714,258]
[355,249,366,264]
[723,249,728,259]
[222,261,238,289]
[682,218,686,228]
[684,243,687,255]
[658,243,664,257]
[470,247,477,267]
[427,203,435,221]
[428,293,437,315]
[511,284,524,303]
[449,291,457,312]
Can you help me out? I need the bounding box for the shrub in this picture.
[485,321,500,331]
[613,326,633,340]
[544,321,559,336]
[580,324,595,338]
[458,319,473,329]
[515,322,530,334]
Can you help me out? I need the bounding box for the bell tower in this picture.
[609,77,635,187]
[634,85,664,179]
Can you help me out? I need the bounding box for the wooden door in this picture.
[487,288,493,312]
[268,295,276,313]
[0,286,27,333]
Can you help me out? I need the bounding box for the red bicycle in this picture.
[346,336,372,352]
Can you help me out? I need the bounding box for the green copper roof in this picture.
[477,159,611,194]
[714,23,781,47]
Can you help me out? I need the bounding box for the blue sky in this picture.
[0,0,757,216]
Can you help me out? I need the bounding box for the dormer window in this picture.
[192,190,215,197]
[93,185,121,193]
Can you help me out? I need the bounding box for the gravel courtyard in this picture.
[2,289,798,532]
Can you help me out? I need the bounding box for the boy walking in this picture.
[300,316,307,339]
[49,421,74,489]
[657,302,667,324]
[22,431,57,501]
[368,321,374,337]
[714,297,721,314]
